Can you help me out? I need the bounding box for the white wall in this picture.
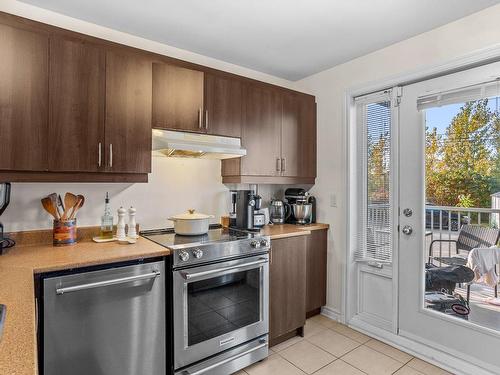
[0,1,296,232]
[295,4,500,318]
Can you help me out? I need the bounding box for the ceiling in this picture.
[20,0,500,80]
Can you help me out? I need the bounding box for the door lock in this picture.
[403,208,413,217]
[402,225,413,235]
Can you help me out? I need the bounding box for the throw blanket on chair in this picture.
[466,247,500,287]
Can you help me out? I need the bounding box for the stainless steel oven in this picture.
[173,253,269,373]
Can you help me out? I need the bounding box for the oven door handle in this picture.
[180,258,268,280]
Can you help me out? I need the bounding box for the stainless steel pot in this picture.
[168,209,214,235]
[291,203,312,224]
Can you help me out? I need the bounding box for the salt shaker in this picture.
[128,206,137,239]
[116,206,127,241]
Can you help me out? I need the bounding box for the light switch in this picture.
[330,193,337,207]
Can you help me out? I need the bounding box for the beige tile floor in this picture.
[235,315,453,375]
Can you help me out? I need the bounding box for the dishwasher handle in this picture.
[56,270,161,295]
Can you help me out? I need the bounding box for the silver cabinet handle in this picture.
[205,109,209,130]
[198,108,202,129]
[56,270,160,295]
[282,157,286,172]
[98,142,102,167]
[276,158,281,172]
[180,258,268,280]
[183,341,267,375]
[109,143,113,168]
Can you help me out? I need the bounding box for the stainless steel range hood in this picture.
[152,129,246,159]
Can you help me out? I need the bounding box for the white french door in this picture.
[398,61,500,374]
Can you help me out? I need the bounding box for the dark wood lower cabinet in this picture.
[306,229,328,316]
[269,235,307,344]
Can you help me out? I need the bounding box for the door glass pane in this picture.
[187,269,260,346]
[424,95,500,331]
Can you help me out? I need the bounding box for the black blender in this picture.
[0,183,14,255]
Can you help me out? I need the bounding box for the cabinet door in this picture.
[49,36,105,172]
[0,24,48,171]
[281,92,300,177]
[306,230,328,314]
[204,73,242,137]
[105,50,152,173]
[281,92,317,178]
[269,236,307,341]
[152,63,204,132]
[241,84,282,176]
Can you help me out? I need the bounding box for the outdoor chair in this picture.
[428,224,500,302]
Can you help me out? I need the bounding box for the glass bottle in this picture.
[100,192,114,239]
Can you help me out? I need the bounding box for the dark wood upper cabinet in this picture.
[269,235,307,343]
[48,36,105,172]
[105,49,152,173]
[281,92,300,177]
[306,229,328,315]
[0,23,48,171]
[240,84,282,176]
[152,63,204,132]
[298,95,317,178]
[204,73,242,137]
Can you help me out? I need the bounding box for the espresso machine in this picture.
[285,188,316,224]
[232,190,260,231]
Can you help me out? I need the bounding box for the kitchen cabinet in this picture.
[48,36,105,172]
[204,73,242,137]
[306,229,328,316]
[152,63,204,132]
[105,49,152,173]
[269,235,307,344]
[0,23,48,172]
[222,85,316,184]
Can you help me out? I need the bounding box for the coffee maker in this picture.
[285,188,316,224]
[0,183,13,255]
[233,190,260,231]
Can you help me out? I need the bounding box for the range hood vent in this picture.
[152,129,246,160]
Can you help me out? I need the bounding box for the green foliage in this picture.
[426,99,499,208]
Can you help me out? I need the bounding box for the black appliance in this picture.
[234,190,258,231]
[253,195,266,228]
[0,183,14,255]
[284,188,316,224]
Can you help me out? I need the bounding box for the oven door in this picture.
[173,254,269,370]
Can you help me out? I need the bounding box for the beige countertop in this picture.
[0,237,170,375]
[0,223,328,375]
[261,223,329,239]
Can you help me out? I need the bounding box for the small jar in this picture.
[53,219,77,246]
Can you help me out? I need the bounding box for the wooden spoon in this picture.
[62,192,78,220]
[41,197,59,220]
[47,193,61,218]
[69,195,85,220]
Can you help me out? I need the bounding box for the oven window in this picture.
[187,268,260,346]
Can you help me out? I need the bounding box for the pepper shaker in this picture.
[128,206,137,239]
[116,206,127,241]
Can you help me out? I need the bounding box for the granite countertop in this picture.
[0,223,329,375]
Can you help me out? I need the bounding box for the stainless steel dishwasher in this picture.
[41,259,166,375]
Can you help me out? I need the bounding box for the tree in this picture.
[426,99,497,208]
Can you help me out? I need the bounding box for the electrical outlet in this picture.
[330,193,337,207]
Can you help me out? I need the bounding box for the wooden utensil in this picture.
[69,195,85,220]
[41,196,59,219]
[47,193,61,218]
[62,192,78,220]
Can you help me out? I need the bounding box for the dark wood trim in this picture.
[306,308,322,319]
[222,175,315,184]
[0,171,148,183]
[0,11,315,100]
[269,328,304,348]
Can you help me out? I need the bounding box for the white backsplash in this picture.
[2,157,287,232]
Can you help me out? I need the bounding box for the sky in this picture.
[425,96,500,134]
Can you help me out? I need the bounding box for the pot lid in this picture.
[169,209,214,220]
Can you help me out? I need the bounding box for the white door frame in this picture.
[343,44,500,375]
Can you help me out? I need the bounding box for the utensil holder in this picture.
[53,219,77,246]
